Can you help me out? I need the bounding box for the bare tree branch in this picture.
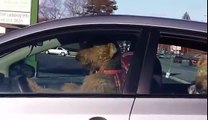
[64,0,87,17]
[39,0,67,21]
[38,0,118,22]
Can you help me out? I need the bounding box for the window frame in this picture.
[0,24,148,96]
[136,27,207,98]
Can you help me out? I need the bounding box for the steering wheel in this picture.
[9,61,34,92]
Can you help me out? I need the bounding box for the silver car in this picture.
[46,47,69,56]
[0,15,207,120]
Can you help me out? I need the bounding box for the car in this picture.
[0,15,207,120]
[173,55,183,63]
[158,53,165,58]
[189,58,198,66]
[46,47,69,56]
[188,54,203,66]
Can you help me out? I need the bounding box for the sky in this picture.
[115,0,207,22]
[39,0,207,22]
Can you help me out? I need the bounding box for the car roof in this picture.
[0,15,207,44]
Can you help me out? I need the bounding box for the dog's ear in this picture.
[197,54,207,67]
[108,43,117,58]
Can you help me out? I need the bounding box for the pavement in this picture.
[159,58,197,84]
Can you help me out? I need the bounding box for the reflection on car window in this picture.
[0,36,136,94]
[156,44,207,95]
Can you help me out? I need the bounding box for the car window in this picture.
[156,43,207,95]
[57,47,62,50]
[0,32,138,94]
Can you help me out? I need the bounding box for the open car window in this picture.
[156,43,207,95]
[0,30,140,94]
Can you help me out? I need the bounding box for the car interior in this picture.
[158,29,207,94]
[0,31,141,93]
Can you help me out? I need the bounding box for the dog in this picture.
[27,42,122,93]
[188,54,207,94]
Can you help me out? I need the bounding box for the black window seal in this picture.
[123,27,155,94]
[136,28,160,94]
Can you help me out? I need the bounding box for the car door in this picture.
[0,97,134,120]
[49,48,57,54]
[56,47,62,54]
[130,26,207,120]
[0,20,149,120]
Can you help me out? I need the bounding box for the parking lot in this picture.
[159,58,197,83]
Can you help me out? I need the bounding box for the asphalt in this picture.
[159,58,197,84]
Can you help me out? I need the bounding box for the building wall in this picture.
[158,44,205,55]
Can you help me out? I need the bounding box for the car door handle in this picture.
[89,116,107,120]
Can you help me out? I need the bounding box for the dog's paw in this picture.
[27,79,43,92]
[62,83,80,91]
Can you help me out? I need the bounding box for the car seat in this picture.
[119,51,163,93]
[150,57,163,93]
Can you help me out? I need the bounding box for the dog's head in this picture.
[188,54,207,94]
[76,43,119,70]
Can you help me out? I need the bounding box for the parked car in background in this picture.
[189,58,198,66]
[173,55,183,63]
[158,53,165,58]
[188,54,203,66]
[46,47,69,56]
[0,15,207,120]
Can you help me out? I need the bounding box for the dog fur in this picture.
[27,43,121,93]
[188,54,207,94]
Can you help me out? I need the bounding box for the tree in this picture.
[64,0,88,16]
[182,12,191,20]
[38,0,118,22]
[181,12,191,54]
[83,0,118,15]
[39,0,66,21]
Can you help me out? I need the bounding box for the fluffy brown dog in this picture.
[188,54,207,94]
[27,43,121,93]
